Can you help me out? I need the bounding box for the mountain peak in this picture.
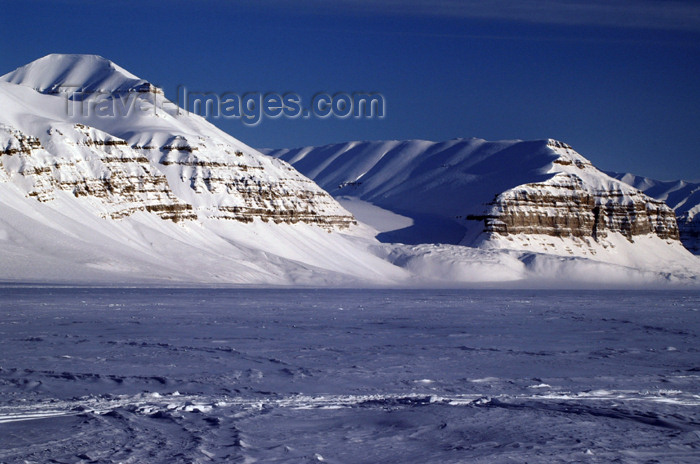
[0,53,151,95]
[546,138,573,150]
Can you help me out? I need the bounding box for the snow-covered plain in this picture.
[1,288,699,463]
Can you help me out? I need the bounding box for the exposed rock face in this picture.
[0,54,355,229]
[474,141,680,244]
[144,136,354,227]
[0,124,195,221]
[480,180,679,241]
[608,172,700,254]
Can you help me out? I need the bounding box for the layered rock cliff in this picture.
[0,123,195,221]
[477,141,679,243]
[0,54,355,229]
[608,172,700,253]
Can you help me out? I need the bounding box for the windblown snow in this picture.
[1,288,698,463]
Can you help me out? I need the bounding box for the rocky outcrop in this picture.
[475,173,679,242]
[608,172,700,254]
[0,121,354,227]
[146,138,354,227]
[472,141,680,244]
[0,124,195,221]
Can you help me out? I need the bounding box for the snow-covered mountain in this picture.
[265,139,697,274]
[0,54,354,227]
[608,172,700,254]
[1,54,698,286]
[0,54,409,285]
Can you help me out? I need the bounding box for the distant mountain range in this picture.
[0,54,698,286]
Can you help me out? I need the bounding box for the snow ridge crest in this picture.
[0,54,153,96]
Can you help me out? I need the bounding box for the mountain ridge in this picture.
[0,55,410,286]
[0,54,698,286]
[264,138,680,256]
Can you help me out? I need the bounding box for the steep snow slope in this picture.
[609,172,700,254]
[1,54,148,96]
[0,183,407,285]
[265,139,693,272]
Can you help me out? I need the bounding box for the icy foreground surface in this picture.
[1,289,699,463]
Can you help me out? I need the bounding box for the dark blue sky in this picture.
[2,0,699,180]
